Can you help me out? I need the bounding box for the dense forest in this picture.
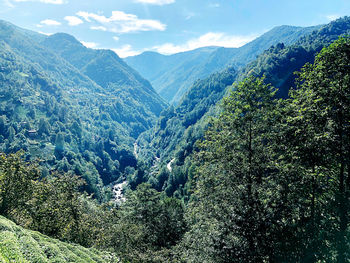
[1,17,350,262]
[136,17,350,201]
[0,19,166,202]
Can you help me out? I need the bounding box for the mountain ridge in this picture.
[125,24,321,104]
[135,17,350,197]
[0,19,166,199]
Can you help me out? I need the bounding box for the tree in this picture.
[38,117,50,136]
[110,183,186,262]
[0,115,6,135]
[7,126,15,141]
[286,36,350,263]
[55,132,65,154]
[26,172,85,243]
[71,120,82,138]
[183,76,281,262]
[0,152,40,217]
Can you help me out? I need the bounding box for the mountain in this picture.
[125,25,320,104]
[238,16,350,97]
[0,20,166,201]
[125,46,220,104]
[42,33,165,117]
[136,17,350,198]
[0,216,114,262]
[1,14,350,263]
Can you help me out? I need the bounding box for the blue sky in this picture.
[0,0,349,57]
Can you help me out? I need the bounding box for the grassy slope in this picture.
[0,216,116,263]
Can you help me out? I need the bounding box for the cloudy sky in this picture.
[0,0,349,57]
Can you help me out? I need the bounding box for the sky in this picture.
[0,0,349,58]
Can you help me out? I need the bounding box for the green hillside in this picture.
[238,16,350,97]
[42,33,166,117]
[1,15,350,262]
[136,16,350,198]
[0,20,166,201]
[125,25,319,104]
[0,216,115,262]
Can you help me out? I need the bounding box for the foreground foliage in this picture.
[0,216,115,262]
[181,37,350,262]
[0,152,186,262]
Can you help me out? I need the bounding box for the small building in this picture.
[27,129,38,138]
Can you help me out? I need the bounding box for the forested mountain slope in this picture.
[0,20,166,201]
[125,24,319,104]
[238,17,350,97]
[181,36,350,261]
[1,14,350,263]
[136,17,350,198]
[43,33,165,117]
[125,46,220,103]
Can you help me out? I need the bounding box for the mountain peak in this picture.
[45,32,85,49]
[125,24,320,104]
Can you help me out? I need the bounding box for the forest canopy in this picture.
[180,37,350,262]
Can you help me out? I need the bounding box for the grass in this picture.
[0,216,117,262]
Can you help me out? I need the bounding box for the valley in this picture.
[125,24,320,104]
[0,12,350,262]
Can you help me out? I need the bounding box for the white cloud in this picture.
[64,16,83,26]
[112,45,142,58]
[77,10,166,33]
[81,41,98,49]
[90,26,107,31]
[113,32,257,58]
[113,36,120,41]
[153,32,257,55]
[37,19,61,27]
[38,31,53,36]
[326,14,341,21]
[11,0,65,4]
[133,0,175,5]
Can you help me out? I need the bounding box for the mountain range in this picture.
[1,14,350,262]
[0,19,166,200]
[1,17,349,200]
[135,16,350,197]
[125,24,320,104]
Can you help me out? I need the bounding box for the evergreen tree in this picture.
[285,36,350,263]
[38,117,50,136]
[8,126,15,141]
[55,132,65,153]
[183,76,281,262]
[0,115,6,135]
